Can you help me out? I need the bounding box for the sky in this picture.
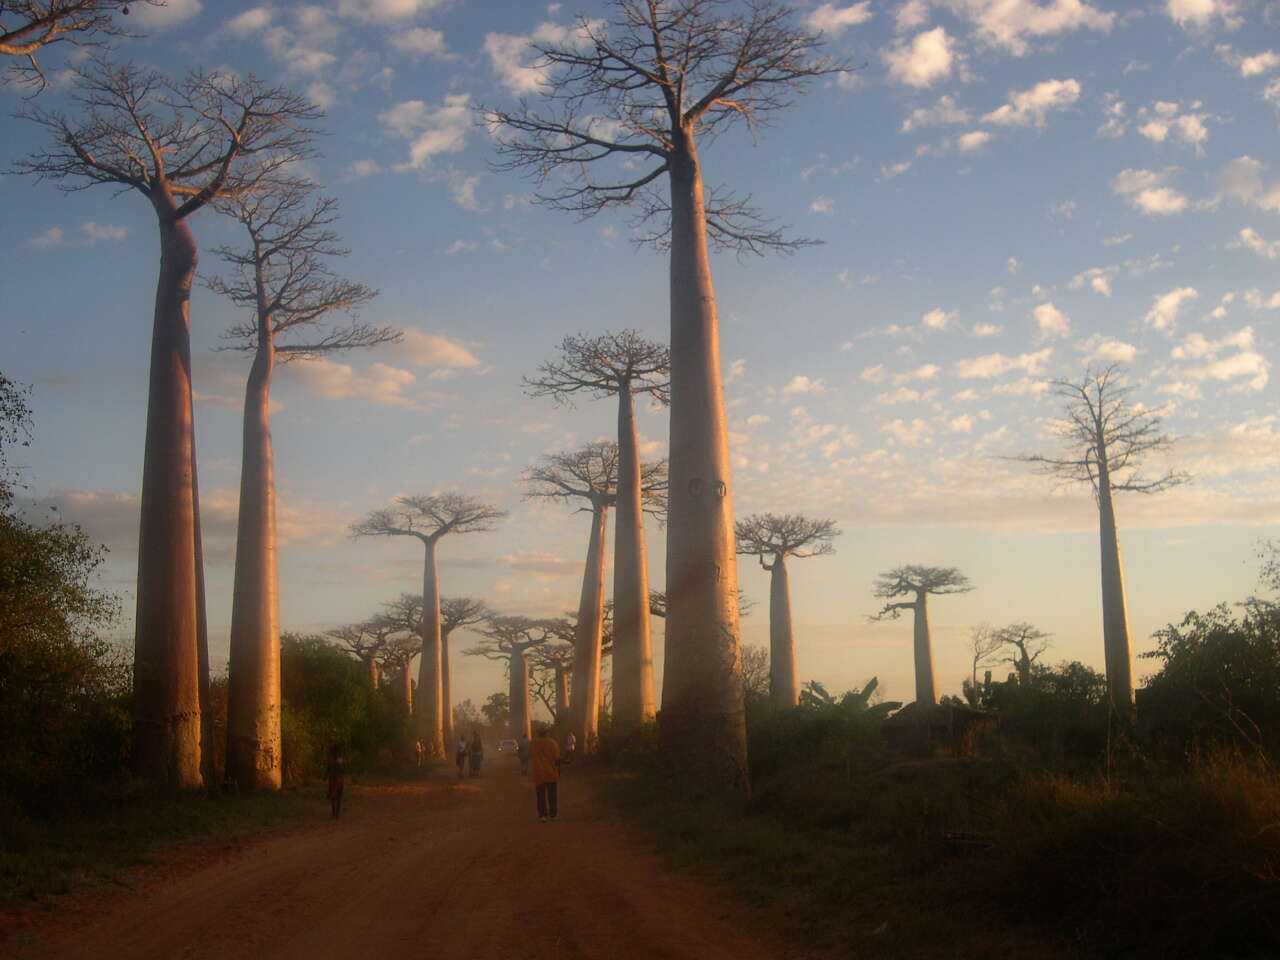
[3,0,1279,712]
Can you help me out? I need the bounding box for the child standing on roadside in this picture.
[531,724,561,822]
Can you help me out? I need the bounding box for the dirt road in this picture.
[9,761,801,960]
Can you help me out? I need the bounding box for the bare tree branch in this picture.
[350,492,508,543]
[0,0,158,92]
[524,330,670,407]
[870,564,973,620]
[735,512,839,568]
[520,440,667,518]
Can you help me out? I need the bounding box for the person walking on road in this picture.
[517,733,531,776]
[531,724,562,822]
[325,744,347,818]
[468,730,484,778]
[564,730,577,765]
[454,736,468,780]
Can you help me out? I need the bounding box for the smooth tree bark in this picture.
[487,0,840,792]
[351,495,506,757]
[207,185,388,790]
[525,331,670,734]
[1015,366,1188,716]
[734,513,839,708]
[17,61,319,790]
[439,597,490,745]
[464,617,557,740]
[522,442,666,752]
[872,566,973,706]
[0,1,157,90]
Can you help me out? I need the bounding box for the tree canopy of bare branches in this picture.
[485,0,841,254]
[521,441,668,515]
[524,330,670,405]
[735,512,839,707]
[1015,365,1188,716]
[0,1,157,90]
[872,565,973,706]
[465,615,559,740]
[439,597,490,742]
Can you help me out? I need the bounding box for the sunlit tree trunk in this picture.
[1097,463,1134,715]
[441,631,454,747]
[367,656,381,689]
[132,200,205,791]
[554,665,570,724]
[418,539,444,758]
[913,590,938,706]
[226,309,281,790]
[193,464,214,791]
[613,384,656,731]
[510,650,532,741]
[400,663,413,714]
[768,554,798,708]
[660,133,748,791]
[571,504,609,750]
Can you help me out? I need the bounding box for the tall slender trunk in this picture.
[1097,466,1134,715]
[913,590,937,706]
[417,538,444,758]
[612,385,656,731]
[571,503,610,751]
[133,204,205,791]
[401,662,413,714]
[768,554,798,708]
[441,629,454,746]
[660,132,747,791]
[226,320,281,790]
[192,455,214,791]
[510,650,532,740]
[554,666,570,724]
[367,656,380,689]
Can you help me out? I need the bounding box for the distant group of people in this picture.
[454,730,485,779]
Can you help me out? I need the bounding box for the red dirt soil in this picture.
[5,761,812,960]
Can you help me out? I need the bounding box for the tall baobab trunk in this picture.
[661,134,748,790]
[1097,465,1134,715]
[554,665,570,724]
[193,467,214,792]
[226,322,282,790]
[132,204,206,791]
[768,554,798,708]
[367,656,381,689]
[400,663,413,714]
[913,590,938,706]
[510,650,533,741]
[613,384,656,731]
[418,540,444,758]
[571,504,610,750]
[441,632,454,746]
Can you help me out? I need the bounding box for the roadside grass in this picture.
[0,782,327,902]
[601,744,1280,960]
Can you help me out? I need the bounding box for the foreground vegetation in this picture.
[604,601,1280,960]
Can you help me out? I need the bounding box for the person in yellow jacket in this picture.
[530,724,562,822]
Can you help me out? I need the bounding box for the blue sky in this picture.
[3,0,1278,709]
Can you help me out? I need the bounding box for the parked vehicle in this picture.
[497,738,518,754]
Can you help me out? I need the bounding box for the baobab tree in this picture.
[17,61,320,789]
[350,494,506,757]
[0,1,155,90]
[872,566,974,706]
[487,0,841,791]
[376,593,426,714]
[735,513,839,708]
[526,331,670,733]
[208,184,390,791]
[328,619,397,688]
[522,442,666,751]
[464,616,558,740]
[1016,366,1188,715]
[530,638,576,724]
[439,596,490,744]
[993,622,1052,686]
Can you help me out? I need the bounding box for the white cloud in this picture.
[306,82,336,110]
[81,222,127,245]
[922,307,955,330]
[746,414,771,427]
[445,239,477,255]
[1166,0,1241,31]
[880,159,913,179]
[956,130,992,152]
[809,196,836,215]
[936,0,1114,55]
[1006,257,1021,275]
[895,0,931,31]
[389,27,449,58]
[982,78,1081,127]
[1103,233,1132,246]
[1244,289,1280,310]
[1069,266,1114,296]
[1111,168,1188,215]
[949,414,975,433]
[1135,101,1211,149]
[227,7,271,34]
[336,0,448,23]
[1033,302,1071,338]
[283,359,427,408]
[130,0,201,27]
[484,20,598,95]
[1171,327,1268,391]
[398,329,480,368]
[807,2,874,34]
[380,94,472,170]
[783,375,828,395]
[895,363,941,383]
[876,387,922,405]
[883,27,954,88]
[972,322,1002,337]
[1232,227,1280,260]
[860,364,888,384]
[955,348,1052,379]
[901,94,970,132]
[1215,156,1280,211]
[881,418,932,446]
[1144,287,1198,331]
[27,227,63,249]
[1240,50,1280,77]
[345,159,384,180]
[1080,335,1138,365]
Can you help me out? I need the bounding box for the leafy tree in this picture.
[487,0,842,793]
[280,632,376,780]
[481,691,510,729]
